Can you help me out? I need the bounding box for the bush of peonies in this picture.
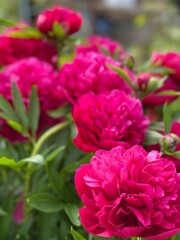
[0,5,179,240]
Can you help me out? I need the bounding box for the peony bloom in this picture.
[0,57,65,141]
[73,90,149,152]
[138,72,179,106]
[76,35,126,60]
[0,27,57,66]
[36,6,82,36]
[58,52,135,104]
[151,52,180,83]
[75,145,180,239]
[13,197,24,224]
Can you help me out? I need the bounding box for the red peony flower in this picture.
[73,90,149,152]
[0,27,57,66]
[0,57,65,141]
[76,35,126,60]
[138,72,179,106]
[75,145,180,239]
[36,6,82,36]
[151,52,180,83]
[58,52,135,104]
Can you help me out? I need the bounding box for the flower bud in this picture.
[160,133,179,153]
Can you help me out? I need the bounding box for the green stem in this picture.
[31,121,70,156]
[24,120,70,219]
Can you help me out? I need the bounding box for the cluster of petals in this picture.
[36,6,82,35]
[0,57,65,141]
[73,90,149,152]
[151,52,180,83]
[76,35,126,59]
[58,52,135,103]
[75,145,180,240]
[0,28,57,66]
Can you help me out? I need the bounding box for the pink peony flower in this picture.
[151,52,180,83]
[36,6,82,36]
[138,72,179,106]
[76,35,126,60]
[73,90,149,152]
[58,52,135,104]
[0,27,57,66]
[0,57,65,141]
[75,145,180,239]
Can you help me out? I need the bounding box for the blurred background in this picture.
[0,0,180,63]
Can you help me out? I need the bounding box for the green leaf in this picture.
[11,82,29,130]
[148,66,175,75]
[7,120,23,133]
[17,154,44,167]
[27,193,64,213]
[71,228,86,240]
[28,86,40,136]
[0,208,8,216]
[0,157,17,169]
[107,64,135,89]
[156,90,180,96]
[0,18,17,27]
[163,103,172,134]
[9,26,44,39]
[47,104,71,119]
[52,21,65,38]
[64,204,81,226]
[0,95,18,121]
[45,146,65,163]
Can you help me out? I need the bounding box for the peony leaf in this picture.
[107,64,135,89]
[156,90,180,96]
[9,27,44,39]
[0,157,18,170]
[45,146,65,163]
[71,228,86,240]
[17,155,44,167]
[64,204,81,226]
[7,120,23,133]
[0,95,18,122]
[27,193,64,213]
[163,103,172,134]
[11,82,29,130]
[0,18,17,27]
[28,86,40,136]
[47,104,71,119]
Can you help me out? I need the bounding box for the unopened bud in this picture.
[160,133,179,153]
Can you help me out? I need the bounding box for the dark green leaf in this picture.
[0,95,18,121]
[71,228,86,240]
[11,82,29,130]
[28,86,40,136]
[27,193,64,213]
[45,146,65,162]
[163,103,172,134]
[64,204,81,226]
[47,104,71,119]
